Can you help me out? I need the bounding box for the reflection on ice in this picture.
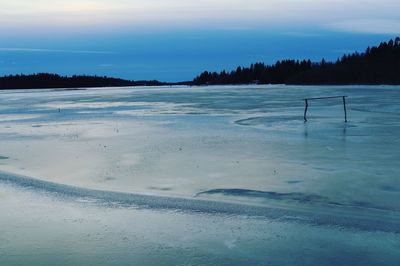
[0,85,399,217]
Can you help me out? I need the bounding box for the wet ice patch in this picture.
[196,188,330,204]
[235,115,302,126]
[286,180,303,184]
[113,102,198,116]
[148,186,173,191]
[103,177,117,182]
[380,186,400,192]
[37,101,142,110]
[196,188,392,211]
[0,114,42,122]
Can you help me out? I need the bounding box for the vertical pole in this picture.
[343,96,347,122]
[304,99,308,122]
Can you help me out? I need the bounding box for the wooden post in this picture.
[343,96,347,122]
[304,99,308,122]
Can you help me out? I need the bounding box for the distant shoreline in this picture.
[1,83,400,91]
[1,38,399,90]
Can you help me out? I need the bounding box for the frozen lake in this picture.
[0,85,399,265]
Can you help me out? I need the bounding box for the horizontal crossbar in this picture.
[303,96,347,101]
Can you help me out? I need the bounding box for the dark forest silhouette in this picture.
[193,38,400,85]
[0,38,399,89]
[0,73,168,90]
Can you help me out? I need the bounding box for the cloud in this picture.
[0,0,399,34]
[280,32,321,37]
[327,19,400,35]
[0,48,116,54]
[216,26,254,31]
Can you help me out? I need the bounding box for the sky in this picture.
[0,0,399,81]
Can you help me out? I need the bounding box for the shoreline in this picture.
[1,83,400,91]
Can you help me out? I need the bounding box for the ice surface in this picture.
[0,85,399,209]
[0,85,399,264]
[0,184,399,266]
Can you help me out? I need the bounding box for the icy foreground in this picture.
[0,85,399,265]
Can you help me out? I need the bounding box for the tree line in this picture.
[193,38,400,85]
[0,73,168,90]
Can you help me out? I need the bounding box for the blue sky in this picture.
[0,0,399,81]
